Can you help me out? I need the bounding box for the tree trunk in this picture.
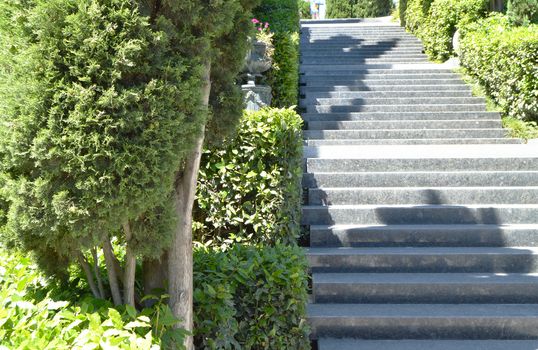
[168,61,211,350]
[103,238,123,305]
[77,252,101,299]
[123,222,136,307]
[142,254,168,306]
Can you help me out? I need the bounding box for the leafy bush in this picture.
[193,244,310,349]
[300,0,312,19]
[254,0,300,107]
[0,250,185,349]
[421,0,488,61]
[194,108,303,245]
[404,0,434,33]
[327,0,392,18]
[354,0,393,17]
[460,14,538,121]
[507,0,538,25]
[327,0,355,17]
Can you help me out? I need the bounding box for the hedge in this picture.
[460,14,538,122]
[404,0,434,33]
[507,0,538,25]
[327,0,392,18]
[193,244,310,349]
[254,0,300,108]
[400,0,408,26]
[421,0,488,61]
[194,108,303,245]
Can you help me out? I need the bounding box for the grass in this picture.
[455,67,538,141]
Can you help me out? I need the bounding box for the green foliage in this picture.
[503,117,538,139]
[327,0,392,18]
[400,0,408,25]
[404,0,433,32]
[194,108,303,246]
[0,249,186,349]
[421,0,488,61]
[193,244,310,350]
[507,0,538,25]
[300,0,312,19]
[354,0,393,17]
[254,0,300,108]
[460,14,538,121]
[327,0,355,17]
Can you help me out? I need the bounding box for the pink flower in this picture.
[264,22,269,28]
[258,28,262,31]
[251,18,259,24]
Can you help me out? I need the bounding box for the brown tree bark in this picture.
[91,248,106,299]
[142,254,168,306]
[123,222,136,307]
[168,61,211,350]
[77,252,101,299]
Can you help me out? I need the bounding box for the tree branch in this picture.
[77,252,102,299]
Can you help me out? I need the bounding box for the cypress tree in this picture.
[0,0,259,347]
[507,0,538,25]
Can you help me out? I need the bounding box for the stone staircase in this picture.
[300,19,538,349]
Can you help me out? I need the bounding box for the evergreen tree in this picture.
[0,0,259,347]
[507,0,538,25]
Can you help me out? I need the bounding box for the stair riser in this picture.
[306,139,523,145]
[305,97,484,105]
[308,188,538,205]
[317,339,538,350]
[310,226,538,248]
[306,121,500,130]
[301,50,425,56]
[314,284,538,304]
[302,112,496,121]
[308,317,538,340]
[302,92,473,102]
[303,172,538,188]
[301,74,460,82]
[301,85,470,93]
[302,206,538,225]
[304,79,465,86]
[308,105,489,113]
[307,253,538,273]
[306,158,538,172]
[304,129,506,139]
[302,58,430,64]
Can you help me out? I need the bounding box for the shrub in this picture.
[300,0,312,19]
[194,108,303,245]
[404,0,434,33]
[421,0,489,61]
[193,244,310,349]
[0,250,186,348]
[507,0,538,25]
[327,0,392,18]
[354,0,393,17]
[254,0,300,107]
[460,14,538,121]
[327,0,355,17]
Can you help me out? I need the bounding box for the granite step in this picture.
[301,73,461,81]
[305,138,523,145]
[302,171,538,188]
[301,204,538,225]
[312,272,538,303]
[303,78,464,86]
[306,247,538,273]
[300,68,456,75]
[308,303,538,339]
[301,58,430,64]
[309,224,538,247]
[317,339,538,350]
[301,91,473,101]
[301,112,498,121]
[303,129,506,140]
[301,84,470,93]
[309,105,489,113]
[305,120,500,130]
[308,187,538,205]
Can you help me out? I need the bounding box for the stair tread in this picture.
[307,247,538,255]
[318,339,538,350]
